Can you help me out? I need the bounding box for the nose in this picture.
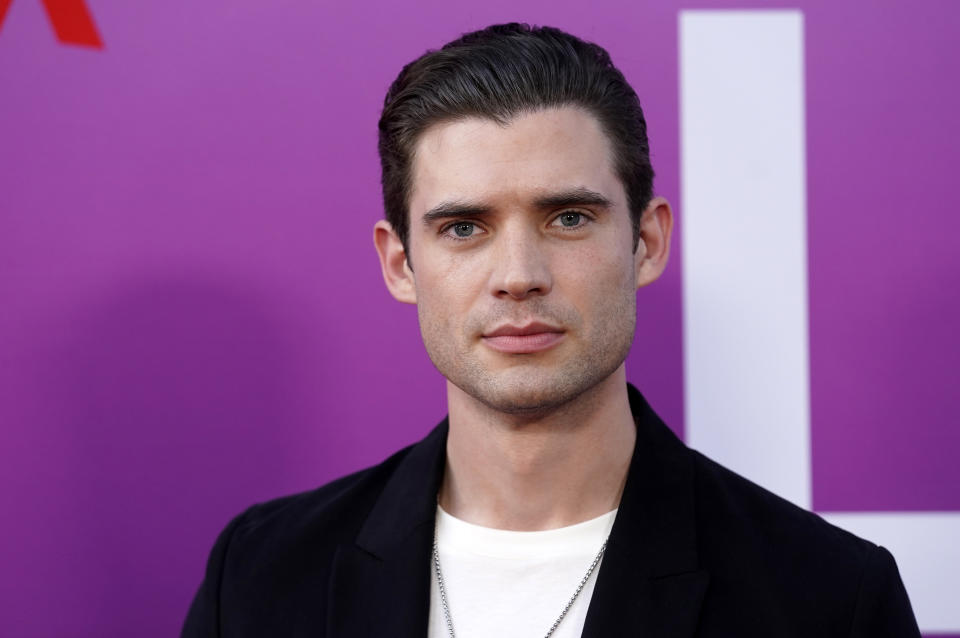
[489,226,553,300]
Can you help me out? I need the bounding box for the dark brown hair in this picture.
[378,23,654,253]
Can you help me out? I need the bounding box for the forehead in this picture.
[408,107,624,214]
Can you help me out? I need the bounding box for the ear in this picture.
[634,196,674,289]
[373,220,417,304]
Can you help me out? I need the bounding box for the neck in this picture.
[438,366,636,531]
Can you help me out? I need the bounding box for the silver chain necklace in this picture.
[431,527,609,638]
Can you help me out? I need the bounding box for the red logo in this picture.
[0,0,103,48]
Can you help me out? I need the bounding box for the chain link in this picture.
[432,528,608,638]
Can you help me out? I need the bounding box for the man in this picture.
[182,23,921,637]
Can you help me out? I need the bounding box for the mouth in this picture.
[481,322,565,354]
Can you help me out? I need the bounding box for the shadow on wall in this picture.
[22,276,305,637]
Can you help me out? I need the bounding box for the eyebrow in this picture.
[421,187,614,225]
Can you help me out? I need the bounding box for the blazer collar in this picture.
[354,419,448,559]
[328,384,709,638]
[327,420,447,637]
[580,384,710,638]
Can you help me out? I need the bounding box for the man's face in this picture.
[399,107,646,415]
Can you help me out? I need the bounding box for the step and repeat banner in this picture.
[2,1,957,635]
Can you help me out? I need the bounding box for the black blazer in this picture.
[182,385,921,637]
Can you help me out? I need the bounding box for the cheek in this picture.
[556,240,635,295]
[414,254,485,324]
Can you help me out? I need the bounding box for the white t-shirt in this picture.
[427,504,618,638]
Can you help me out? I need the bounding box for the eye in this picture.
[551,211,588,229]
[442,221,484,240]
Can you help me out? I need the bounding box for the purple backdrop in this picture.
[1,0,957,636]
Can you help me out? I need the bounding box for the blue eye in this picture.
[452,222,476,237]
[558,212,583,227]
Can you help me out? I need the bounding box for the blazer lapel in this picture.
[326,421,448,638]
[581,385,710,638]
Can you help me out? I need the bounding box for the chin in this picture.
[457,368,602,417]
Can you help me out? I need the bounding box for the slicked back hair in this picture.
[377,23,655,257]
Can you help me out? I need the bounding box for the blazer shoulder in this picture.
[688,449,920,636]
[690,448,872,556]
[230,438,421,548]
[181,437,434,637]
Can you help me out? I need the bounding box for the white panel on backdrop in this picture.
[679,10,959,632]
[679,10,810,508]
